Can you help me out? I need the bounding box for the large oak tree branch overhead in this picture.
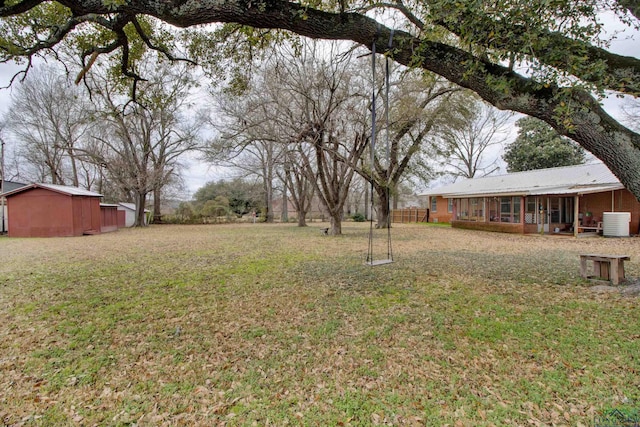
[1,0,640,200]
[618,0,640,20]
[428,8,640,95]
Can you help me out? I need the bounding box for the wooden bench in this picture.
[577,221,603,234]
[580,254,630,285]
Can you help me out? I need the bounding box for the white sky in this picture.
[0,12,638,197]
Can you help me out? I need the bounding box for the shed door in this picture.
[81,197,93,231]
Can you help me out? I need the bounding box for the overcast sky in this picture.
[0,14,637,196]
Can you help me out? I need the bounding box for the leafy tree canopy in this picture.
[1,0,639,200]
[503,116,586,172]
[193,178,263,216]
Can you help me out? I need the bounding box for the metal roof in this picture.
[118,202,150,213]
[1,180,28,194]
[2,182,103,198]
[424,163,623,198]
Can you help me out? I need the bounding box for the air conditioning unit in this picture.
[602,212,631,237]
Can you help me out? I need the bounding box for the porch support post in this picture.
[611,190,615,212]
[574,195,580,237]
[520,196,525,233]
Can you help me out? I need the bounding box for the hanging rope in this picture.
[384,29,394,262]
[366,27,394,266]
[366,27,378,265]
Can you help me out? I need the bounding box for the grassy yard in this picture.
[1,223,639,426]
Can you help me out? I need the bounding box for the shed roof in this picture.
[118,202,150,213]
[1,180,28,194]
[424,163,624,198]
[2,182,103,198]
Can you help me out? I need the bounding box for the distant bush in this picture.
[161,214,202,224]
[351,213,366,222]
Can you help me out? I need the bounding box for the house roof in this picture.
[1,180,28,194]
[118,202,150,213]
[2,182,103,198]
[424,163,624,198]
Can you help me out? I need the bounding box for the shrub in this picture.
[351,213,366,222]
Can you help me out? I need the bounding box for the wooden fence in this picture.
[391,208,429,223]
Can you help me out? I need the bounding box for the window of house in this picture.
[431,196,437,212]
[457,198,468,220]
[489,196,521,223]
[470,197,484,221]
[562,198,574,223]
[525,197,537,224]
[448,198,453,213]
[549,197,574,223]
[500,197,512,222]
[455,197,484,221]
[489,198,499,222]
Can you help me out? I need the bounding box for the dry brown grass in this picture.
[1,223,639,426]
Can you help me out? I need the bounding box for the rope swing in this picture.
[365,27,394,266]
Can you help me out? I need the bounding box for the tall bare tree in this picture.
[87,60,203,226]
[279,144,315,227]
[360,69,461,228]
[272,41,369,235]
[7,66,91,186]
[622,99,640,132]
[437,98,513,179]
[210,41,365,232]
[208,80,286,223]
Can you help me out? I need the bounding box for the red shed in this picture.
[4,183,103,237]
[100,203,119,233]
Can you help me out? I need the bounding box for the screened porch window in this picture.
[525,197,537,224]
[489,197,521,223]
[455,197,484,221]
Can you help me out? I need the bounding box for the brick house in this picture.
[423,163,639,236]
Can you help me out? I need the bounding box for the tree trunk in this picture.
[134,192,148,227]
[376,188,391,229]
[285,159,314,228]
[281,188,288,223]
[68,148,79,187]
[329,214,342,235]
[153,186,163,224]
[263,180,274,223]
[297,213,307,227]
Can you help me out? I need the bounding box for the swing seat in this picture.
[364,259,394,266]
